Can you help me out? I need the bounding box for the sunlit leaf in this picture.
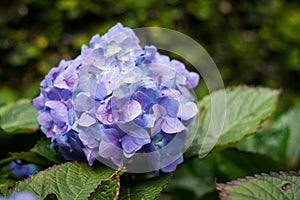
[186,86,279,158]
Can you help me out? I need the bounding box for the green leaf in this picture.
[0,88,18,105]
[31,137,64,164]
[120,173,172,200]
[217,171,300,200]
[0,99,39,134]
[234,123,287,164]
[9,162,123,200]
[167,148,285,199]
[236,105,300,169]
[278,107,300,167]
[186,86,279,158]
[0,152,51,167]
[0,179,16,195]
[89,175,121,200]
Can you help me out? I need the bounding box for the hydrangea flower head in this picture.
[33,23,199,172]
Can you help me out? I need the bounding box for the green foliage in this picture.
[167,148,286,199]
[236,105,300,169]
[89,178,120,200]
[0,99,39,134]
[32,137,64,164]
[186,86,279,158]
[217,172,300,200]
[9,162,124,200]
[120,174,172,200]
[0,152,51,167]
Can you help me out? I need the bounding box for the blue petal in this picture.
[45,101,69,128]
[95,82,107,100]
[161,155,183,172]
[187,72,199,88]
[78,113,96,127]
[159,97,179,118]
[83,147,98,166]
[32,95,44,110]
[178,102,198,120]
[96,103,115,125]
[74,92,94,113]
[162,117,185,134]
[119,100,142,122]
[121,135,149,157]
[37,111,53,129]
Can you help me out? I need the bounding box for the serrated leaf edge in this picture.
[216,171,300,200]
[88,167,125,200]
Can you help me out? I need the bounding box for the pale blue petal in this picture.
[162,117,185,134]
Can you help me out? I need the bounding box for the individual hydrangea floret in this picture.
[33,23,199,172]
[0,192,38,200]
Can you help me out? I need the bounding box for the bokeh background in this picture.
[1,0,300,199]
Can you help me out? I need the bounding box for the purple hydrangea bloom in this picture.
[0,192,38,200]
[33,23,199,172]
[9,160,39,179]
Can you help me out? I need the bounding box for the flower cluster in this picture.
[9,160,39,179]
[33,23,199,172]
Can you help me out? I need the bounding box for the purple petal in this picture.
[187,72,199,88]
[79,131,99,149]
[102,128,123,144]
[159,98,179,118]
[151,118,163,137]
[83,148,98,166]
[161,156,183,172]
[119,100,142,122]
[179,102,198,120]
[161,89,181,101]
[132,91,152,110]
[99,141,120,158]
[152,104,167,118]
[32,95,44,110]
[53,124,69,134]
[54,65,78,89]
[177,84,194,100]
[45,101,68,128]
[162,117,185,134]
[121,135,149,157]
[74,92,93,112]
[89,34,101,48]
[8,191,38,200]
[117,122,150,139]
[37,112,52,129]
[95,82,107,100]
[134,114,156,128]
[96,104,115,125]
[171,60,186,74]
[78,113,96,127]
